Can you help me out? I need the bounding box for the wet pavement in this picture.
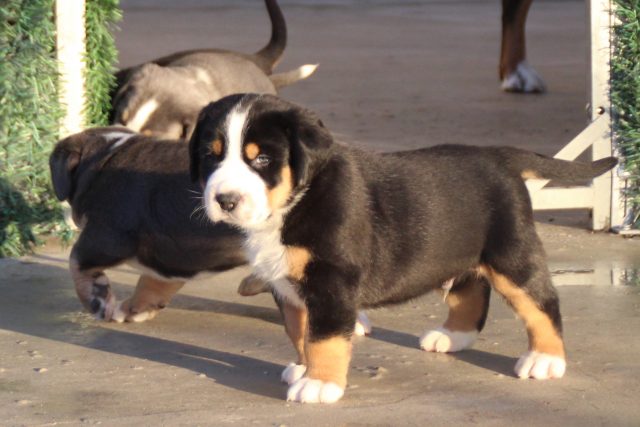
[2,0,640,425]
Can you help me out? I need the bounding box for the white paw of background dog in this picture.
[515,351,566,379]
[281,363,307,385]
[287,377,344,403]
[354,311,372,336]
[419,327,478,353]
[501,61,546,93]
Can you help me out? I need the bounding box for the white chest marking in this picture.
[244,218,304,308]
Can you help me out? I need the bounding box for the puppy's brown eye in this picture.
[252,154,271,168]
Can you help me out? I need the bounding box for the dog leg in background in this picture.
[420,275,491,353]
[276,297,309,385]
[112,275,185,323]
[500,0,545,93]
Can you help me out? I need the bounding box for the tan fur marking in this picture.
[121,109,130,123]
[211,139,223,156]
[443,280,486,332]
[521,169,541,180]
[283,302,308,365]
[482,266,564,357]
[305,336,352,388]
[286,246,312,282]
[244,142,260,160]
[122,275,185,318]
[267,166,293,211]
[142,129,153,136]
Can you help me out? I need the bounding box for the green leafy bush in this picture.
[612,0,640,228]
[0,0,121,257]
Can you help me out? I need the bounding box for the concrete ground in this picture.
[2,0,640,425]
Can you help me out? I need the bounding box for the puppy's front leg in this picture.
[286,268,356,404]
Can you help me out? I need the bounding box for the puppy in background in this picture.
[111,0,317,140]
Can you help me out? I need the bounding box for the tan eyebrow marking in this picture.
[211,139,223,156]
[244,142,260,160]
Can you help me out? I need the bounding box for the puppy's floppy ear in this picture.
[49,140,81,201]
[288,107,333,187]
[188,108,207,183]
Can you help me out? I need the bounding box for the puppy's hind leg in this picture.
[481,256,566,380]
[421,274,491,353]
[112,275,185,323]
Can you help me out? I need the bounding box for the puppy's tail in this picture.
[254,0,287,73]
[270,64,318,89]
[495,146,618,181]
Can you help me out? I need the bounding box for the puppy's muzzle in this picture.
[216,192,242,212]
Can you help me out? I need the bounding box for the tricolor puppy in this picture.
[49,127,250,322]
[111,0,317,140]
[189,94,617,403]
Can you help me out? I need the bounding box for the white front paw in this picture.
[515,351,566,379]
[420,327,477,352]
[354,311,372,336]
[501,61,546,93]
[281,363,307,385]
[287,377,344,403]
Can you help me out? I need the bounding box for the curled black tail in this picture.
[254,0,287,73]
[494,146,618,180]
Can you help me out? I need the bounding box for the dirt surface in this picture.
[2,1,640,426]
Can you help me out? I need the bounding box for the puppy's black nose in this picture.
[216,192,241,212]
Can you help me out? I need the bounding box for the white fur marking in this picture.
[354,311,371,336]
[125,98,159,132]
[287,377,344,404]
[105,131,135,151]
[298,64,319,79]
[420,327,477,353]
[501,61,546,93]
[515,351,566,379]
[193,67,212,85]
[111,301,126,323]
[281,363,307,385]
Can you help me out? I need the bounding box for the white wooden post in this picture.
[55,0,86,229]
[56,0,87,138]
[528,0,627,232]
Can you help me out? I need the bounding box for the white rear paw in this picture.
[420,327,477,352]
[287,377,344,403]
[354,311,371,336]
[281,363,307,385]
[515,351,566,379]
[501,61,546,93]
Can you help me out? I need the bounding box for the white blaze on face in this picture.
[203,101,270,228]
[124,98,159,132]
